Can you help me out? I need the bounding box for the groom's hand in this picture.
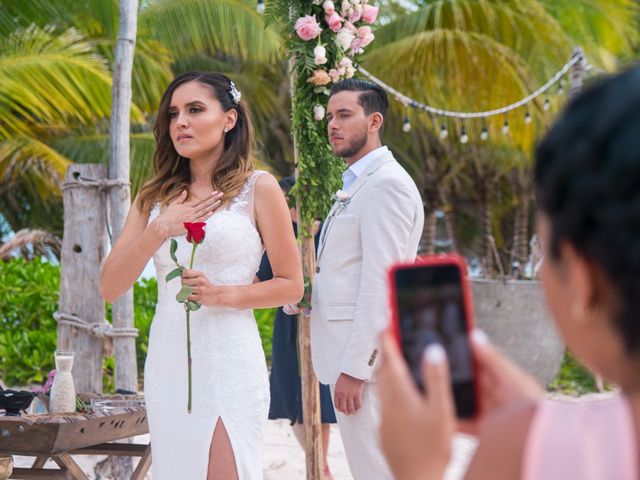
[334,373,365,415]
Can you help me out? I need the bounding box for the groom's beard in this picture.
[333,127,368,159]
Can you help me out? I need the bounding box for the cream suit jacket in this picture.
[311,148,424,384]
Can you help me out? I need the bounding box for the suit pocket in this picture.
[333,214,355,225]
[326,303,356,321]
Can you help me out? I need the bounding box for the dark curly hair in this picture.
[534,66,640,352]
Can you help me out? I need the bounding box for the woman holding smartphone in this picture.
[377,67,640,480]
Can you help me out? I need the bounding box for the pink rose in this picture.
[357,26,375,48]
[323,0,335,15]
[294,15,322,41]
[361,4,379,24]
[307,69,332,86]
[350,37,364,55]
[339,57,353,68]
[325,11,344,32]
[328,68,340,82]
[349,5,363,23]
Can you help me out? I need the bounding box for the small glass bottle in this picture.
[49,350,76,413]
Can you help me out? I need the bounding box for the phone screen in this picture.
[394,264,476,418]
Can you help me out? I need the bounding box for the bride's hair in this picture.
[137,71,254,212]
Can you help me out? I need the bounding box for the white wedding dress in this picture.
[145,170,270,479]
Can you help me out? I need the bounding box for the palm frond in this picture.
[0,228,61,261]
[140,0,283,64]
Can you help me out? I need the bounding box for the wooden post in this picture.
[298,233,324,480]
[109,0,139,395]
[289,54,323,479]
[58,164,108,394]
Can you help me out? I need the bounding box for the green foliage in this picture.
[0,258,59,385]
[255,308,276,364]
[0,259,278,388]
[548,351,603,395]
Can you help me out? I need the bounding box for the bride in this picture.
[100,71,303,480]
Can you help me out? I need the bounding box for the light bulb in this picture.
[524,111,532,124]
[543,98,551,111]
[502,120,509,135]
[402,116,411,133]
[460,128,468,144]
[256,0,265,13]
[480,127,489,141]
[440,124,448,139]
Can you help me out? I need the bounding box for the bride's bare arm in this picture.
[181,173,304,309]
[100,191,223,303]
[99,201,166,303]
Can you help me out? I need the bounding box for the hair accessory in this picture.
[229,81,241,104]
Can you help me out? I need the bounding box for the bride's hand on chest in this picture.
[155,190,223,238]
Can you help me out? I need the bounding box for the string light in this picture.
[402,115,411,133]
[357,51,582,120]
[524,111,532,124]
[502,119,510,135]
[543,98,551,111]
[480,127,489,141]
[257,0,265,13]
[440,123,448,139]
[460,125,468,144]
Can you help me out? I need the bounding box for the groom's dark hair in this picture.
[330,79,388,121]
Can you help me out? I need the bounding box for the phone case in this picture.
[387,253,478,418]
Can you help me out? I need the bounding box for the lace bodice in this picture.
[148,170,266,301]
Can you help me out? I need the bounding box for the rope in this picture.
[61,176,130,192]
[358,50,583,119]
[54,311,139,338]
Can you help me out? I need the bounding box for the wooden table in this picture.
[0,407,150,480]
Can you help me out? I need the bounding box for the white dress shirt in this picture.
[341,146,389,191]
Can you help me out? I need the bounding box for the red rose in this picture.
[184,222,206,244]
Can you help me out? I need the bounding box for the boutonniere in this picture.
[332,189,351,206]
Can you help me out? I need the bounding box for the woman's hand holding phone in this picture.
[458,331,544,436]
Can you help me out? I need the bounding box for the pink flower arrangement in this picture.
[295,15,323,41]
[362,4,379,24]
[292,1,379,114]
[325,11,343,32]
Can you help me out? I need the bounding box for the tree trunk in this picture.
[443,208,458,253]
[109,0,138,395]
[510,192,531,276]
[108,1,138,476]
[58,165,108,394]
[420,207,437,254]
[479,187,494,276]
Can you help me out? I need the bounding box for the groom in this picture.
[310,79,424,479]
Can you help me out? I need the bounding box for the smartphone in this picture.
[389,254,477,418]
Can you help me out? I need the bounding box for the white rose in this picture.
[314,45,328,65]
[323,0,335,14]
[336,29,355,50]
[313,104,326,121]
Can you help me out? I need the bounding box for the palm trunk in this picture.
[479,187,494,276]
[443,209,458,252]
[510,193,531,276]
[421,207,437,254]
[108,1,138,476]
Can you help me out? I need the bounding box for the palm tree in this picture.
[0,0,285,236]
[361,0,639,272]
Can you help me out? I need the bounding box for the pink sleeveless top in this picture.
[523,395,638,480]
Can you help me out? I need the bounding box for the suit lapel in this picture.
[316,150,395,265]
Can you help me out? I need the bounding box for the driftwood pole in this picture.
[57,165,108,394]
[109,0,139,395]
[289,57,324,479]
